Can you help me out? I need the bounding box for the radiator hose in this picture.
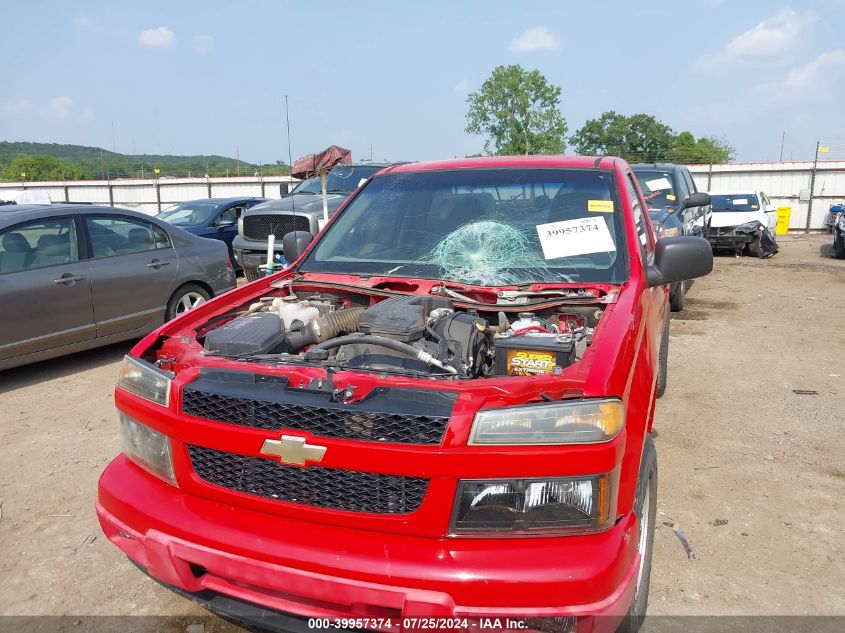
[286,307,365,351]
[312,334,458,374]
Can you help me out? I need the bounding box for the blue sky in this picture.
[1,0,844,164]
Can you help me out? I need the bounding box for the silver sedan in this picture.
[0,204,236,370]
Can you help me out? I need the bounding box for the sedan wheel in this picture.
[166,284,211,321]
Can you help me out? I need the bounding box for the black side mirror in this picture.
[684,192,711,208]
[280,182,291,197]
[282,231,313,263]
[647,236,713,287]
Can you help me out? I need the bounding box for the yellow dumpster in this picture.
[776,206,791,235]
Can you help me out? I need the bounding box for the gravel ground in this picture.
[0,234,843,631]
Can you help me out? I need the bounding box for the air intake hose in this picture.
[312,334,458,374]
[286,306,365,351]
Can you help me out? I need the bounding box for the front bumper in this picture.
[232,235,284,269]
[706,232,750,249]
[97,455,639,628]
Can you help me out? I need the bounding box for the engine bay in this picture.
[199,290,600,379]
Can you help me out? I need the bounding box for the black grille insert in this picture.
[181,370,455,445]
[243,214,310,240]
[188,445,428,514]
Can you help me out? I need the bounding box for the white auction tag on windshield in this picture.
[645,177,672,191]
[536,217,616,260]
[732,198,748,205]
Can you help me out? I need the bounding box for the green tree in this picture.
[569,111,675,163]
[465,65,568,155]
[2,155,83,181]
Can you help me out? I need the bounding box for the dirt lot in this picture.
[1,234,843,630]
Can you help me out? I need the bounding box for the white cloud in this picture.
[509,27,560,53]
[695,8,817,72]
[454,79,469,92]
[49,96,73,120]
[139,26,175,48]
[2,99,31,114]
[759,49,845,96]
[192,34,214,54]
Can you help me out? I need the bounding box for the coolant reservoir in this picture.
[271,297,320,331]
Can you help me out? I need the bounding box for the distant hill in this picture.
[0,141,290,181]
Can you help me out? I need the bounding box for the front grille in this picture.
[243,214,310,240]
[188,445,428,514]
[182,371,455,445]
[243,266,262,282]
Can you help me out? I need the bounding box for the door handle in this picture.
[53,274,87,285]
[146,260,171,269]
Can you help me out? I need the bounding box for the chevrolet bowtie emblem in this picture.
[260,435,327,466]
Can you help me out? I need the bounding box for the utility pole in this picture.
[236,147,240,177]
[806,141,820,234]
[707,162,713,191]
[779,131,785,162]
[111,121,117,153]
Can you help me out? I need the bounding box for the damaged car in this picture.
[831,204,845,259]
[705,191,778,258]
[96,156,713,633]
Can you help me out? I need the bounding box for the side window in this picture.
[683,169,697,194]
[217,205,244,225]
[85,216,171,258]
[626,173,654,257]
[675,171,690,202]
[0,217,78,274]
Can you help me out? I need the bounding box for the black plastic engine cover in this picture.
[204,313,288,357]
[358,296,452,342]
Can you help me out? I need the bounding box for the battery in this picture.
[494,334,576,377]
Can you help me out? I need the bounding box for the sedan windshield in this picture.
[634,171,677,209]
[711,194,760,212]
[292,165,384,195]
[300,168,627,285]
[158,202,222,226]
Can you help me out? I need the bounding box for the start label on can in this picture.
[507,349,556,376]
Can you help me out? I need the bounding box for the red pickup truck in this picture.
[97,156,712,633]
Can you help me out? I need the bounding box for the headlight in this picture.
[237,216,244,235]
[118,413,176,485]
[451,472,616,534]
[117,355,172,407]
[469,399,624,445]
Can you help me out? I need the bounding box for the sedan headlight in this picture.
[118,413,176,485]
[117,355,172,407]
[451,472,616,534]
[469,399,624,445]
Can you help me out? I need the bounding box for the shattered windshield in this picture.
[300,168,628,285]
[292,165,383,195]
[634,171,678,209]
[711,194,761,212]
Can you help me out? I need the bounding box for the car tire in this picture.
[166,283,211,321]
[656,314,669,399]
[834,232,845,259]
[618,434,658,633]
[669,281,685,312]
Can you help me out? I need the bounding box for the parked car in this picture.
[0,204,236,371]
[232,163,396,281]
[832,205,845,259]
[97,156,713,632]
[705,190,778,257]
[157,197,267,267]
[631,163,711,311]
